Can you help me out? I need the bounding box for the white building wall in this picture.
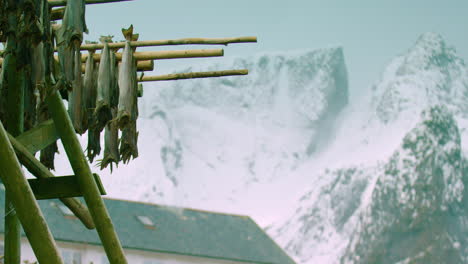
[0,235,254,264]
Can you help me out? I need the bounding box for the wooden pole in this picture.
[7,133,96,229]
[3,16,22,264]
[50,7,65,21]
[78,36,258,50]
[46,90,128,264]
[138,69,249,82]
[77,48,224,62]
[48,0,133,7]
[0,121,64,264]
[81,60,154,73]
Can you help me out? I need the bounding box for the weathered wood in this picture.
[5,191,20,264]
[7,133,96,229]
[46,90,128,263]
[78,36,258,50]
[15,119,59,154]
[28,174,106,200]
[82,59,154,73]
[3,14,23,262]
[48,0,133,8]
[138,69,249,82]
[0,121,63,264]
[50,7,65,20]
[77,49,224,62]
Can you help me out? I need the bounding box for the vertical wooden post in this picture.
[4,192,20,264]
[0,120,64,264]
[46,90,128,264]
[3,19,22,264]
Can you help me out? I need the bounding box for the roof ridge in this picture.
[103,196,251,219]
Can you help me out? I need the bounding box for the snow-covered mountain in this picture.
[52,32,468,263]
[70,47,349,225]
[271,32,468,263]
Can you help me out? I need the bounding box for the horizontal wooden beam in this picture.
[78,49,224,62]
[138,69,249,82]
[78,36,258,50]
[50,7,65,21]
[15,119,59,154]
[48,0,133,8]
[28,174,106,200]
[81,60,154,73]
[7,133,96,229]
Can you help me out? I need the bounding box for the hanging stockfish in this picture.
[110,48,120,110]
[99,48,120,170]
[0,0,5,42]
[56,0,87,88]
[94,36,114,132]
[120,119,138,164]
[117,26,139,163]
[38,102,58,170]
[23,71,37,131]
[116,25,138,129]
[86,55,101,162]
[83,47,97,131]
[67,41,85,134]
[99,109,120,171]
[25,42,46,131]
[0,56,6,124]
[87,120,101,163]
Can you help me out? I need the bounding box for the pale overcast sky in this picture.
[85,0,467,99]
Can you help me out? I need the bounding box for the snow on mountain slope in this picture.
[342,106,465,264]
[273,106,468,264]
[316,32,468,167]
[52,47,349,226]
[272,33,468,263]
[50,32,468,263]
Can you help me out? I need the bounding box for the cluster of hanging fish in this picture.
[0,0,59,169]
[0,0,139,172]
[83,25,140,172]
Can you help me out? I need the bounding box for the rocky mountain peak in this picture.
[368,32,467,127]
[403,32,457,71]
[341,105,465,264]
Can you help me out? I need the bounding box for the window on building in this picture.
[62,250,82,264]
[136,215,155,229]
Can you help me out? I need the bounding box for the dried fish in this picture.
[94,39,113,132]
[117,26,138,129]
[0,55,6,124]
[120,120,138,164]
[68,45,85,134]
[82,49,97,131]
[23,75,37,131]
[56,0,87,88]
[84,50,97,110]
[87,115,101,163]
[86,58,101,162]
[38,102,58,170]
[99,109,120,171]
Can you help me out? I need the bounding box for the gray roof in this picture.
[0,187,295,264]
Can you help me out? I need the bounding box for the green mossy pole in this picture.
[8,133,96,229]
[3,8,22,263]
[4,57,22,264]
[0,120,64,264]
[46,90,128,264]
